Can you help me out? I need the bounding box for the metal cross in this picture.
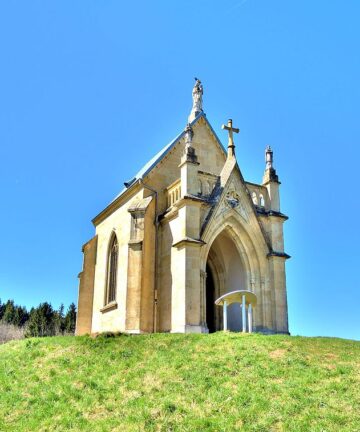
[221,119,239,157]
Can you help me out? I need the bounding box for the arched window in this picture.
[198,180,203,195]
[259,194,265,207]
[106,234,118,304]
[252,192,258,205]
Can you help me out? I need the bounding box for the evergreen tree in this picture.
[26,302,56,337]
[2,300,16,324]
[54,303,65,335]
[13,306,29,327]
[1,298,76,337]
[64,303,77,334]
[0,299,4,320]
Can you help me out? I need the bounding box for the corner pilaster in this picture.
[169,126,207,333]
[125,196,155,333]
[268,255,289,334]
[76,236,98,335]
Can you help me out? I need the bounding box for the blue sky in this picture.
[0,1,359,340]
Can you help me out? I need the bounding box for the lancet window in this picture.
[259,194,265,207]
[106,234,118,304]
[252,192,258,205]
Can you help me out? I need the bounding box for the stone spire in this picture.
[188,78,203,122]
[263,145,279,184]
[179,123,200,197]
[263,145,280,212]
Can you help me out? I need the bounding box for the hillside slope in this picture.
[0,333,359,431]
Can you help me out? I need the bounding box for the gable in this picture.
[93,113,228,223]
[113,113,226,202]
[148,116,225,176]
[142,115,227,212]
[201,163,271,253]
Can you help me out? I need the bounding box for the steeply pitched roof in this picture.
[112,112,226,202]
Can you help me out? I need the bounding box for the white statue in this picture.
[188,78,203,122]
[192,78,203,112]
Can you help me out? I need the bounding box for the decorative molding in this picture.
[220,189,249,222]
[92,181,142,226]
[267,251,291,259]
[200,269,207,279]
[100,301,118,313]
[172,237,206,249]
[250,276,256,292]
[128,239,143,251]
[173,195,209,210]
[257,209,288,220]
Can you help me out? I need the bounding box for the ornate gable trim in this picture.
[201,163,271,253]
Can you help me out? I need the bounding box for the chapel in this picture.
[76,80,290,335]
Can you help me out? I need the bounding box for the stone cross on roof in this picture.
[221,119,239,157]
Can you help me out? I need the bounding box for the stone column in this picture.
[242,294,247,333]
[223,300,228,331]
[248,304,253,333]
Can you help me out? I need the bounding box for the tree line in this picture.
[0,299,76,337]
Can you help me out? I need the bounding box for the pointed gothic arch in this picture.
[105,232,119,305]
[204,227,250,331]
[201,211,272,332]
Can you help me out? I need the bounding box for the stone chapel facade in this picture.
[76,80,290,335]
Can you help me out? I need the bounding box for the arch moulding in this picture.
[200,211,273,330]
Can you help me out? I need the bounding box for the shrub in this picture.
[0,322,25,344]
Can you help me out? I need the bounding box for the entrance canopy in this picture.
[215,290,257,333]
[215,290,257,307]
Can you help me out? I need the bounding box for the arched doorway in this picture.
[205,264,216,333]
[205,228,248,332]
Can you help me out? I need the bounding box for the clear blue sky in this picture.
[0,1,359,340]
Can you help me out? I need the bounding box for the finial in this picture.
[184,123,194,146]
[265,145,273,170]
[181,123,198,164]
[263,145,279,183]
[188,78,204,122]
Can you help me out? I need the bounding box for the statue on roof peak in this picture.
[188,78,203,122]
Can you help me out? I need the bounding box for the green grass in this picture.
[0,333,359,431]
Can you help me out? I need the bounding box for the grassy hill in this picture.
[0,333,359,431]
